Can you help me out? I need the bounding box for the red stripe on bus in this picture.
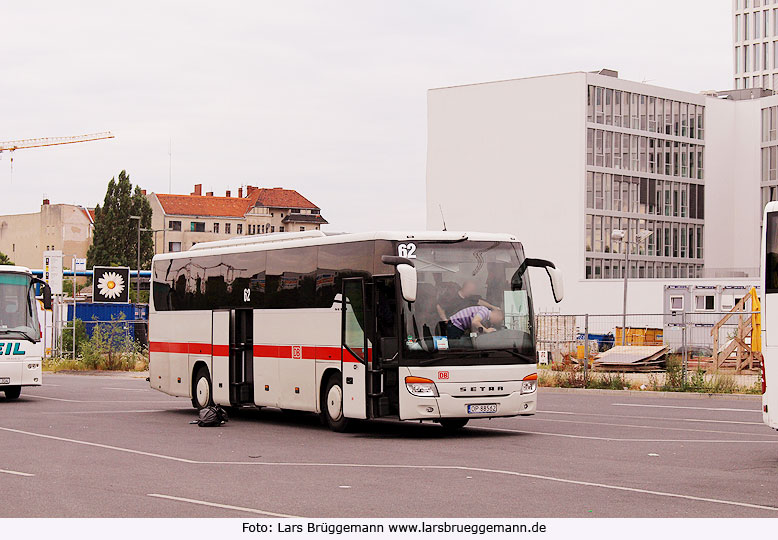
[149,341,370,363]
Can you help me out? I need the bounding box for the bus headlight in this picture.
[405,376,439,397]
[521,373,538,394]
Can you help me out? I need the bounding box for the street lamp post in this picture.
[130,216,141,303]
[611,225,653,346]
[140,228,165,255]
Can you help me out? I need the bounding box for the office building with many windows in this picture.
[426,70,769,314]
[732,0,778,90]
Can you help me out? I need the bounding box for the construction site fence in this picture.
[535,311,761,375]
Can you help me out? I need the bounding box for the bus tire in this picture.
[191,367,213,410]
[439,418,469,431]
[321,372,351,432]
[3,386,21,400]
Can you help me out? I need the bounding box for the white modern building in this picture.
[732,0,778,90]
[426,69,778,314]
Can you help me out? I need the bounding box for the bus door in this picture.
[212,309,254,406]
[341,278,368,419]
[373,275,399,417]
[229,308,254,405]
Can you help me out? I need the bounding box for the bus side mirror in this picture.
[33,278,53,310]
[41,282,53,310]
[381,255,417,303]
[546,267,564,303]
[397,264,417,303]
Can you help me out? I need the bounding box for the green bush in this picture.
[80,314,146,370]
[46,313,148,371]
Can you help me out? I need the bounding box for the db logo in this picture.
[292,346,302,360]
[438,371,449,380]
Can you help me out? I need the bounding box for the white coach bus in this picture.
[0,266,52,400]
[763,203,778,431]
[148,231,563,431]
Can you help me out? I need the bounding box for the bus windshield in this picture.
[401,241,534,365]
[0,273,40,342]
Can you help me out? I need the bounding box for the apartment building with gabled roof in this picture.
[147,184,328,253]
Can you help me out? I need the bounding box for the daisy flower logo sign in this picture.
[93,266,130,303]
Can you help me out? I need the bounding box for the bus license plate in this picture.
[468,403,497,414]
[0,378,9,385]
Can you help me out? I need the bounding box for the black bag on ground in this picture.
[197,406,229,427]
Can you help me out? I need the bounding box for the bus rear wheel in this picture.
[321,373,351,432]
[439,418,469,431]
[191,367,213,410]
[3,386,21,400]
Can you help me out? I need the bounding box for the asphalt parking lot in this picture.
[1,373,777,518]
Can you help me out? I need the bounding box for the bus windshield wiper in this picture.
[0,328,37,343]
[416,350,491,365]
[482,349,535,363]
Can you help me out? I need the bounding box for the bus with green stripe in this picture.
[0,266,52,400]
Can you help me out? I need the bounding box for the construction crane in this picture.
[0,131,115,174]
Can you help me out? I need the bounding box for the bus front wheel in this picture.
[321,373,351,432]
[2,386,21,400]
[192,367,213,410]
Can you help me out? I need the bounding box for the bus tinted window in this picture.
[767,212,778,293]
[316,242,373,307]
[266,247,317,308]
[152,241,389,311]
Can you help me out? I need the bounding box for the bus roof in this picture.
[153,230,520,262]
[0,265,33,275]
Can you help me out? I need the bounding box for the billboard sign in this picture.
[92,266,130,303]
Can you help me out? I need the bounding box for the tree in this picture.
[0,252,13,265]
[87,171,153,271]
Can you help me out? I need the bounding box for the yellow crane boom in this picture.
[0,131,114,153]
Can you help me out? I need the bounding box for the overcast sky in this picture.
[1,1,732,232]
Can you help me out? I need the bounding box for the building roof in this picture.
[81,207,95,224]
[281,213,328,224]
[248,187,319,210]
[152,186,323,219]
[155,193,252,217]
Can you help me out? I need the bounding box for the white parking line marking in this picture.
[470,425,778,443]
[539,410,764,426]
[0,468,34,477]
[27,395,184,404]
[147,494,300,518]
[2,426,776,513]
[612,403,761,413]
[0,427,198,464]
[48,409,188,415]
[103,387,149,392]
[525,416,774,438]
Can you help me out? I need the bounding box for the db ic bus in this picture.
[148,231,563,431]
[763,203,778,431]
[0,265,52,400]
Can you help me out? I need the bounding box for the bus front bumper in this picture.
[0,359,42,387]
[401,390,537,420]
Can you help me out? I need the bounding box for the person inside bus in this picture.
[435,279,498,322]
[446,305,504,341]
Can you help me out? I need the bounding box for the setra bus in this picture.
[0,265,52,400]
[148,231,563,431]
[762,203,778,430]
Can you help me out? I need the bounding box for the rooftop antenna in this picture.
[439,204,447,231]
[168,137,172,193]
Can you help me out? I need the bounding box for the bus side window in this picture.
[768,212,778,293]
